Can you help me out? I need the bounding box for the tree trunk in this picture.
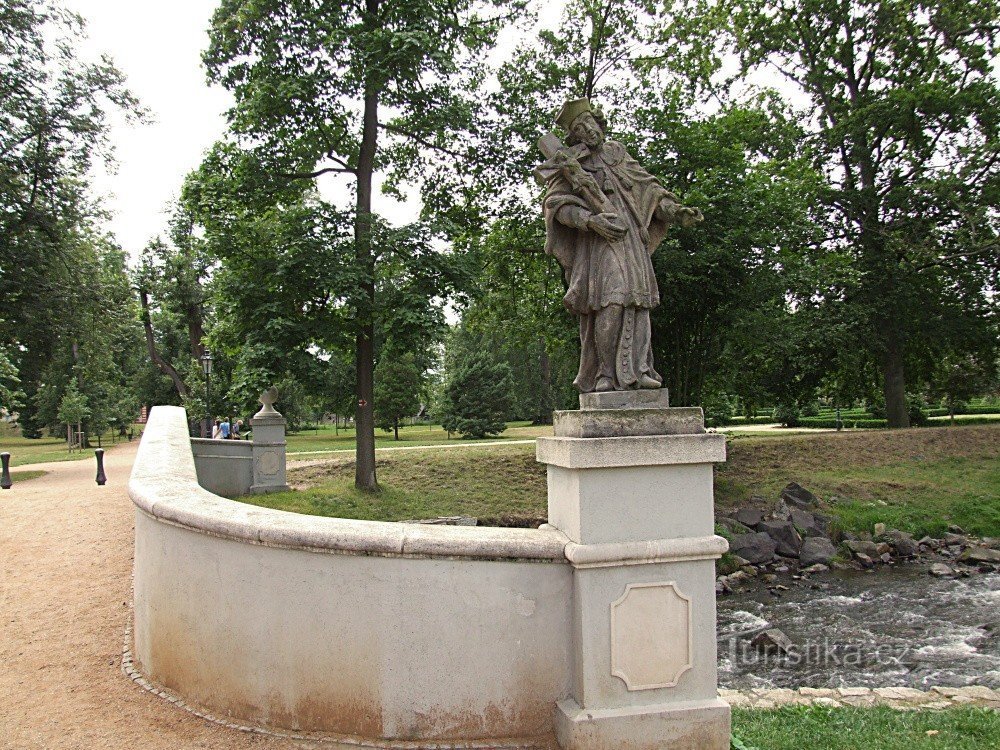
[138,287,190,400]
[353,36,379,491]
[880,332,910,429]
[187,300,205,360]
[535,339,553,425]
[394,418,399,441]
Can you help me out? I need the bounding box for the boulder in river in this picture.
[751,628,795,654]
[885,530,920,558]
[961,546,1000,564]
[929,563,954,577]
[800,537,838,567]
[729,532,778,565]
[844,540,880,558]
[758,519,803,557]
[789,508,830,538]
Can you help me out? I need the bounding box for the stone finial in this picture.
[254,386,280,417]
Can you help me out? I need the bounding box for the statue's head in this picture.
[555,98,606,148]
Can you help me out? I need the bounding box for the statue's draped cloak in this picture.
[542,140,672,315]
[541,140,672,391]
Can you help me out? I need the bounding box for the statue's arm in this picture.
[655,193,703,228]
[555,204,592,231]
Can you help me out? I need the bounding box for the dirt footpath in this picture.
[0,441,299,749]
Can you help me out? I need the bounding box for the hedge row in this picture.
[798,417,888,429]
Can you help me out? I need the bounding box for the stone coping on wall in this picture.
[719,686,1000,710]
[131,405,568,563]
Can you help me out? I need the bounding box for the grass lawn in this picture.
[282,421,552,455]
[732,706,999,750]
[241,444,547,524]
[241,424,1000,537]
[718,425,1000,538]
[7,470,46,483]
[0,422,141,467]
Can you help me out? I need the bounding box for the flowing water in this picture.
[717,564,1000,690]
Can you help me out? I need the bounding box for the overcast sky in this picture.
[65,1,566,260]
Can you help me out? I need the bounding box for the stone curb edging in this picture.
[719,687,1000,710]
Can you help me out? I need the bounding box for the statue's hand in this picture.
[675,206,703,228]
[587,212,627,241]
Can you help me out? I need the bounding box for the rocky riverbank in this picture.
[715,482,1000,596]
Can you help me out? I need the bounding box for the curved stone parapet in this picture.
[129,406,573,744]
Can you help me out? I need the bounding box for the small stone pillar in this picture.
[537,389,730,750]
[250,387,290,494]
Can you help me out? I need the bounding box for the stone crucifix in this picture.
[535,98,703,394]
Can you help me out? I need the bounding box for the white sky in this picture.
[66,1,567,259]
[65,0,232,256]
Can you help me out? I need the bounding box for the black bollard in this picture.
[95,448,107,486]
[1,452,11,489]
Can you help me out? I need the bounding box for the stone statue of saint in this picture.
[535,98,703,393]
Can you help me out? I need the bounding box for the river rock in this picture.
[780,482,819,510]
[733,508,766,528]
[789,508,829,538]
[941,532,966,546]
[856,553,875,568]
[929,563,953,577]
[729,532,778,564]
[802,563,830,573]
[961,546,1000,564]
[717,516,753,536]
[886,530,920,558]
[759,519,803,557]
[800,537,838,567]
[751,628,795,654]
[844,540,879,558]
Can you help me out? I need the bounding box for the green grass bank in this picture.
[731,706,999,750]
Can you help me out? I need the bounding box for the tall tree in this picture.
[374,352,423,440]
[0,0,141,436]
[202,0,524,490]
[669,0,1000,426]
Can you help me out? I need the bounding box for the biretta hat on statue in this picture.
[555,98,593,131]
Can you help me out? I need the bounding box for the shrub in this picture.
[703,392,736,427]
[907,395,929,426]
[440,351,513,439]
[773,401,801,427]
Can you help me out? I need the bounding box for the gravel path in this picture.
[0,441,297,749]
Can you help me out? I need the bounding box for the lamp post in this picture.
[200,349,213,438]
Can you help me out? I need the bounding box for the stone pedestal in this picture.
[537,389,730,750]
[250,410,289,495]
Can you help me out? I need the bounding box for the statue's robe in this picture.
[541,140,674,392]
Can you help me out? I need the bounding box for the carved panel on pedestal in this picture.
[610,581,692,690]
[256,450,280,476]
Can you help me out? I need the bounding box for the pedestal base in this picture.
[555,697,731,750]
